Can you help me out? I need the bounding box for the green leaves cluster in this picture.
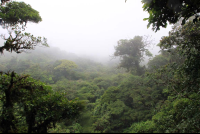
[142,20,200,133]
[92,74,165,133]
[0,72,84,133]
[0,1,42,26]
[54,59,77,71]
[114,36,152,75]
[141,0,200,31]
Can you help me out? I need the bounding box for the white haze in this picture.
[0,0,172,62]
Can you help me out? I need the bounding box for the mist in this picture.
[0,0,199,133]
[0,0,172,62]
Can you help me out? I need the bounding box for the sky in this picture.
[1,0,172,59]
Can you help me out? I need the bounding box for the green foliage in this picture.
[0,1,48,54]
[141,0,200,31]
[145,21,200,133]
[158,21,200,95]
[114,36,152,75]
[147,54,168,71]
[124,120,156,133]
[52,79,78,100]
[76,81,99,103]
[152,96,200,133]
[92,112,111,133]
[93,77,111,89]
[0,72,85,133]
[0,1,42,26]
[51,59,78,82]
[54,59,77,71]
[76,110,95,133]
[92,74,164,133]
[2,4,200,131]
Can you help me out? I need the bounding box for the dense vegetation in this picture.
[0,0,200,133]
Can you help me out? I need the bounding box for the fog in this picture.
[1,0,172,62]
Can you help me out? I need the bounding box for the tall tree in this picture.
[0,1,48,54]
[114,36,152,75]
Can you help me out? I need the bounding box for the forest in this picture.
[0,0,200,133]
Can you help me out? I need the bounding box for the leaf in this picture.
[143,18,149,21]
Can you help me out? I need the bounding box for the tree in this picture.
[147,54,168,71]
[54,59,77,71]
[0,1,42,26]
[124,120,156,133]
[146,20,200,133]
[114,36,152,75]
[92,74,165,133]
[0,1,85,133]
[0,72,85,133]
[52,59,78,81]
[0,1,48,54]
[141,0,200,31]
[147,48,185,71]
